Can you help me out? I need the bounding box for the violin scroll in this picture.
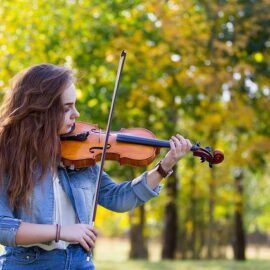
[191,143,224,168]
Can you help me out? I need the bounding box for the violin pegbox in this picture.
[191,143,224,168]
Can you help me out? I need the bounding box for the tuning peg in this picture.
[191,142,201,152]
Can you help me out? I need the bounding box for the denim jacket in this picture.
[0,164,161,248]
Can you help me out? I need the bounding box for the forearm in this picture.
[146,159,173,189]
[16,222,56,245]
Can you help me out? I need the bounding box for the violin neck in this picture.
[116,133,170,148]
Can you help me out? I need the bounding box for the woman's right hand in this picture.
[60,224,98,251]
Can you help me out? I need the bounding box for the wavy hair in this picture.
[0,64,74,210]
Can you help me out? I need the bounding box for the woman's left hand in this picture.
[161,134,192,171]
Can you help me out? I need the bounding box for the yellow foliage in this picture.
[95,206,129,237]
[87,98,98,108]
[254,52,264,63]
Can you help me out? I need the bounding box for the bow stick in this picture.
[86,50,126,261]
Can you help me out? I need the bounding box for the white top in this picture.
[21,174,77,250]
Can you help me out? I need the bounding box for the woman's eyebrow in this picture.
[64,102,74,106]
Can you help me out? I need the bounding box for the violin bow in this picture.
[87,50,126,261]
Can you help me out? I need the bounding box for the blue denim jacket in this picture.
[0,164,160,248]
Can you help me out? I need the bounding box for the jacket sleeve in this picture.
[0,182,22,247]
[95,165,162,212]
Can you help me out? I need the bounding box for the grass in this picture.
[93,238,270,270]
[95,260,270,270]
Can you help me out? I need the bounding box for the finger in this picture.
[176,134,185,144]
[83,234,95,248]
[85,230,97,243]
[181,141,189,152]
[170,139,176,151]
[90,227,98,237]
[80,238,91,252]
[176,135,189,151]
[171,136,181,152]
[86,225,98,237]
[171,136,179,146]
[182,138,191,152]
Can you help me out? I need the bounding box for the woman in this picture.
[0,64,191,269]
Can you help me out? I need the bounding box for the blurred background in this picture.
[0,0,270,269]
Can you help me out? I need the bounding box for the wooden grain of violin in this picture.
[60,121,224,169]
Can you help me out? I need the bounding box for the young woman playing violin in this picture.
[0,64,192,270]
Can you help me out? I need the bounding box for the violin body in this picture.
[61,122,160,168]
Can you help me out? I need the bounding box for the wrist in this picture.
[155,160,174,178]
[160,159,174,172]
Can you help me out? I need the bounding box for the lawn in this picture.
[93,238,270,270]
[95,260,270,270]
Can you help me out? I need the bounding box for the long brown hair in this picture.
[0,64,74,211]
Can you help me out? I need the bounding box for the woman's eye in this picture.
[64,107,70,113]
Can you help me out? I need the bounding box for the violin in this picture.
[60,121,224,169]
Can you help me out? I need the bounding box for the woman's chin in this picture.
[65,125,73,133]
[59,126,72,135]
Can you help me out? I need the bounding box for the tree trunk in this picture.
[129,205,148,259]
[207,170,215,259]
[190,170,198,259]
[161,167,178,259]
[233,169,246,260]
[179,227,187,259]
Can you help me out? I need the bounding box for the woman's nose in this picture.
[75,110,80,118]
[72,108,80,118]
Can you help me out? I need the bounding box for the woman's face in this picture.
[59,83,80,135]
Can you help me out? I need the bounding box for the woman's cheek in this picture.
[59,115,69,134]
[64,113,70,124]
